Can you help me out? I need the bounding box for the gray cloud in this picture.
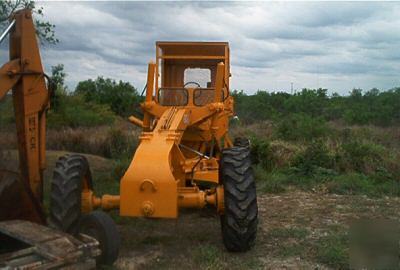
[1,1,399,94]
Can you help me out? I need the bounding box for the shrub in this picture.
[338,140,385,174]
[292,140,334,176]
[0,96,14,127]
[283,88,329,117]
[75,77,141,117]
[251,137,304,171]
[102,128,138,181]
[111,156,132,181]
[50,64,68,113]
[250,137,274,170]
[47,129,87,154]
[275,113,330,141]
[47,95,116,128]
[46,123,140,158]
[232,87,400,127]
[102,128,137,159]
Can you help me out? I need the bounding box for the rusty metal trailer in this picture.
[0,220,99,269]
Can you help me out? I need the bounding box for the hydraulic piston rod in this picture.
[0,20,15,44]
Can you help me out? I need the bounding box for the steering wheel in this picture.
[184,81,201,88]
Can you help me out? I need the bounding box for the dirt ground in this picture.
[110,191,400,270]
[2,150,399,269]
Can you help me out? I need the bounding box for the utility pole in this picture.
[291,82,293,95]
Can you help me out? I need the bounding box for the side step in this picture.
[0,220,100,269]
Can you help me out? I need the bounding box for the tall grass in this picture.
[1,102,399,197]
[236,121,400,197]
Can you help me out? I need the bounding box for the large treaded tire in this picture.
[234,137,250,148]
[49,154,92,235]
[80,211,120,265]
[220,147,258,252]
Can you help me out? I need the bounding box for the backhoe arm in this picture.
[0,59,21,98]
[0,9,50,224]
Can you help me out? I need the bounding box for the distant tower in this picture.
[291,82,293,94]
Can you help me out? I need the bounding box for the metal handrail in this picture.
[0,20,16,44]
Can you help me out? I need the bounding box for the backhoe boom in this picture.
[0,9,50,223]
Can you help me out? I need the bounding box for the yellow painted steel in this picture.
[0,12,231,224]
[120,107,188,218]
[81,190,120,213]
[0,9,51,223]
[128,115,144,127]
[84,42,233,219]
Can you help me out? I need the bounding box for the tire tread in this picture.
[221,146,258,252]
[49,154,91,235]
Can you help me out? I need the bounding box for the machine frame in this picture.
[76,41,258,252]
[83,42,235,218]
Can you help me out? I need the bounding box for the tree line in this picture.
[233,87,400,127]
[1,64,399,128]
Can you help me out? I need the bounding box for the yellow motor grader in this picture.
[0,9,257,266]
[49,41,258,257]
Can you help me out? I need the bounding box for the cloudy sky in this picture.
[2,1,400,94]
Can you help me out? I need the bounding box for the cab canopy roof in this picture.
[156,41,229,60]
[156,41,230,88]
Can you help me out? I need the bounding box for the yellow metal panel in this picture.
[120,134,179,218]
[106,41,232,217]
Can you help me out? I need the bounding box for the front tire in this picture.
[234,137,250,148]
[220,147,258,252]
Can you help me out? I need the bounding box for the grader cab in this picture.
[49,41,258,259]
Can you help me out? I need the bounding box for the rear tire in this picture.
[220,147,258,252]
[49,154,92,235]
[80,211,120,265]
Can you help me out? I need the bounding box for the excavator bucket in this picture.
[0,170,45,224]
